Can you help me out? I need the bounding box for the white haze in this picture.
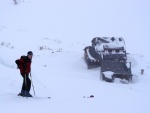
[0,0,150,113]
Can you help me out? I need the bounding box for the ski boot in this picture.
[18,90,32,97]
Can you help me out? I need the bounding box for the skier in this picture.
[15,51,33,97]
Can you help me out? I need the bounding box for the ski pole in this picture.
[31,73,50,98]
[30,72,36,96]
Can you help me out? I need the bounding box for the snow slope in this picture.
[0,0,150,113]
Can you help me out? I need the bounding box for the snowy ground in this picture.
[0,0,150,113]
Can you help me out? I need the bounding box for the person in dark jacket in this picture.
[15,51,33,97]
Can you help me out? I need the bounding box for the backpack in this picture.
[15,55,27,68]
[20,55,27,62]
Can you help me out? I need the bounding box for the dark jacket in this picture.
[15,56,32,74]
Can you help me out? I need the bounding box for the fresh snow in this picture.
[0,0,150,113]
[102,71,114,79]
[94,37,126,52]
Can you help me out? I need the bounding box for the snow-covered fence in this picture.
[13,0,25,5]
[0,42,14,49]
[57,48,63,52]
[39,46,43,50]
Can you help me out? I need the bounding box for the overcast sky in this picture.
[0,0,150,57]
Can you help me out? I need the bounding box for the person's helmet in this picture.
[27,51,33,55]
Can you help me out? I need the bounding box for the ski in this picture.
[18,93,32,99]
[33,96,51,99]
[18,93,51,99]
